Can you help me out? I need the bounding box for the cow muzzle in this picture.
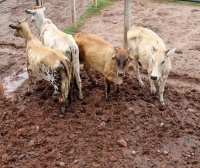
[151,75,157,80]
[118,72,125,77]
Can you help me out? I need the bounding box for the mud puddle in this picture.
[2,69,28,98]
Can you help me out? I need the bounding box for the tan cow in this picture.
[127,26,175,105]
[74,32,132,99]
[9,20,72,113]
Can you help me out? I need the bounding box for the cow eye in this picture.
[161,60,165,64]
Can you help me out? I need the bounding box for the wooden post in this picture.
[0,77,4,99]
[123,0,132,49]
[71,0,76,27]
[94,0,97,7]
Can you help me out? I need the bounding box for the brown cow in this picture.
[74,32,132,99]
[0,77,4,99]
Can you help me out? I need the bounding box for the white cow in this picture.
[25,6,83,100]
[127,26,176,105]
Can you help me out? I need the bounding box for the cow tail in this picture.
[60,58,72,103]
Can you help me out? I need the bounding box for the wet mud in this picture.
[0,0,200,167]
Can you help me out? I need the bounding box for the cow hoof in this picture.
[25,91,32,96]
[160,102,165,106]
[92,80,97,86]
[52,93,59,102]
[105,97,110,102]
[61,106,66,114]
[139,82,144,87]
[79,94,83,100]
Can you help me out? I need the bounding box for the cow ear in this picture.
[9,24,18,29]
[128,47,132,54]
[150,46,156,55]
[43,7,47,11]
[166,48,176,57]
[25,9,36,14]
[112,55,116,60]
[114,46,120,53]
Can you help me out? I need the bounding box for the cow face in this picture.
[9,20,27,38]
[150,46,175,81]
[25,6,46,22]
[112,47,133,77]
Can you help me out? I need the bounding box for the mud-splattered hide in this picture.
[74,32,132,99]
[127,26,176,105]
[9,20,72,113]
[25,6,83,100]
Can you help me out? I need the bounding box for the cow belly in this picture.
[30,64,61,92]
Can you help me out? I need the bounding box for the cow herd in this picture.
[8,6,176,113]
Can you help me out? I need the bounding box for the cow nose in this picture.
[151,76,157,80]
[118,72,124,76]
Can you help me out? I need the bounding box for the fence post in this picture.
[0,77,4,99]
[94,0,97,7]
[71,0,76,27]
[123,0,132,49]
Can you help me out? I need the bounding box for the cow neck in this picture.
[35,12,45,33]
[21,25,35,44]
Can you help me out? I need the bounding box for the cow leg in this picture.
[115,85,120,93]
[71,49,83,100]
[27,67,33,93]
[84,64,96,84]
[159,79,166,105]
[73,66,83,100]
[60,70,71,113]
[134,59,144,87]
[105,78,111,99]
[148,70,156,94]
[0,77,4,99]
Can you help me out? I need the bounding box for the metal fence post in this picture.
[123,0,132,49]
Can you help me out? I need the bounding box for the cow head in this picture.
[150,46,176,80]
[25,6,46,22]
[112,47,133,77]
[25,6,46,32]
[9,19,28,38]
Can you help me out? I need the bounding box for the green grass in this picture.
[64,0,118,35]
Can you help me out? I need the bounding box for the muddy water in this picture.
[2,69,28,98]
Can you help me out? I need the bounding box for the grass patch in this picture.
[64,0,118,35]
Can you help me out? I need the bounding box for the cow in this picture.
[127,26,176,105]
[74,32,132,99]
[9,20,72,113]
[25,6,83,100]
[0,77,4,99]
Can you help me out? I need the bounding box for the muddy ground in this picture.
[0,0,200,167]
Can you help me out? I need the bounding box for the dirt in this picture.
[0,0,200,167]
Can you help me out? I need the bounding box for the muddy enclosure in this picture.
[0,0,200,167]
[0,68,200,167]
